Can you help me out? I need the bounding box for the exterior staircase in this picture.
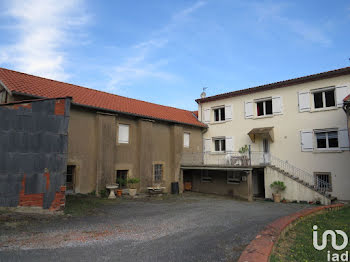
[267,154,333,203]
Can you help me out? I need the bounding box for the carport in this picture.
[181,166,253,201]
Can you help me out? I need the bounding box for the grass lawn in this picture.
[270,206,350,262]
[64,194,118,216]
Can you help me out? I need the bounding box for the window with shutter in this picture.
[245,101,253,118]
[184,132,190,148]
[336,86,349,107]
[298,91,311,112]
[300,130,313,152]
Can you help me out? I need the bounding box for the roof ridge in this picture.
[197,66,350,103]
[0,67,193,113]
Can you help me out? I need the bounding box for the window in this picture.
[154,164,163,182]
[66,165,75,191]
[0,90,7,103]
[227,172,240,184]
[201,172,212,182]
[116,170,128,188]
[313,89,335,109]
[256,99,272,116]
[184,132,190,148]
[315,173,332,191]
[214,107,225,121]
[214,138,226,152]
[315,131,338,149]
[118,124,129,144]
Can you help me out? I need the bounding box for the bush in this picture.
[270,181,286,193]
[116,178,127,188]
[99,189,108,198]
[127,178,140,189]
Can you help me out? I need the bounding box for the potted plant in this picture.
[116,178,126,196]
[239,145,249,166]
[270,181,286,203]
[127,178,140,197]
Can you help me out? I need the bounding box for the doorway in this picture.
[262,138,270,164]
[66,165,76,192]
[252,168,265,198]
[183,170,193,191]
[116,170,128,188]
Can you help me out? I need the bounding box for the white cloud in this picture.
[250,1,332,46]
[0,0,90,80]
[107,1,206,92]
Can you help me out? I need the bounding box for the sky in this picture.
[0,0,349,111]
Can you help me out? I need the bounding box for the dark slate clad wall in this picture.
[0,98,71,208]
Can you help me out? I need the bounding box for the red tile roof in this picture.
[344,94,350,102]
[0,68,206,127]
[196,67,350,103]
[192,111,198,118]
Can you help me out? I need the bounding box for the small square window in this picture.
[214,138,225,152]
[315,173,332,191]
[118,124,129,144]
[116,170,128,188]
[256,99,272,116]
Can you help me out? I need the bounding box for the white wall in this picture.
[198,75,350,200]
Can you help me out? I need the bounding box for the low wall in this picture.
[265,166,330,205]
[238,203,344,262]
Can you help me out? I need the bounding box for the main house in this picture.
[0,68,206,196]
[187,67,350,204]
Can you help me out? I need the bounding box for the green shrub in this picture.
[99,189,108,198]
[116,178,127,188]
[270,181,286,193]
[239,145,249,154]
[127,178,140,189]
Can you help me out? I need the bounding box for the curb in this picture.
[237,203,344,262]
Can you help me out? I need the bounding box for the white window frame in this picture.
[118,124,130,144]
[312,87,336,110]
[213,106,225,122]
[213,137,226,152]
[154,163,163,183]
[314,129,339,150]
[184,132,190,148]
[201,172,212,183]
[227,172,240,184]
[255,98,273,117]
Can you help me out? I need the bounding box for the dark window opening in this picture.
[325,90,335,107]
[66,165,75,191]
[316,131,338,149]
[314,92,323,108]
[265,100,273,115]
[314,89,335,109]
[116,170,128,188]
[328,131,338,148]
[214,138,225,152]
[214,107,225,121]
[257,102,264,116]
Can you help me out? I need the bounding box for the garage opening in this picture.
[183,169,193,191]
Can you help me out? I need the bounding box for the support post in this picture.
[247,170,253,202]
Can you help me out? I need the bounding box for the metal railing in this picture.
[181,151,331,194]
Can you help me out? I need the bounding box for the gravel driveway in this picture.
[0,193,308,262]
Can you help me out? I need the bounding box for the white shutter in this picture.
[184,133,190,148]
[300,130,313,152]
[338,128,350,150]
[336,86,349,107]
[225,136,234,152]
[272,96,283,115]
[204,138,211,152]
[245,101,253,119]
[118,124,129,143]
[204,109,210,123]
[298,91,310,112]
[225,105,232,120]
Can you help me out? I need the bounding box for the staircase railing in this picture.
[269,154,331,194]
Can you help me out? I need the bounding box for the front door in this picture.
[263,138,270,164]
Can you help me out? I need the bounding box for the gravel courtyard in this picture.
[0,193,309,262]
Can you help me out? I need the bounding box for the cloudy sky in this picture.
[0,0,349,110]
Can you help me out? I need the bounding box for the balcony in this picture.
[181,151,270,168]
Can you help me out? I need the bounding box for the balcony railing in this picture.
[181,151,270,167]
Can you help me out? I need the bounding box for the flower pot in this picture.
[273,193,281,203]
[116,189,122,197]
[129,188,137,197]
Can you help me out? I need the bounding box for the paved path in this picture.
[0,193,308,262]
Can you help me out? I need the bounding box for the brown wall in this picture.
[187,170,250,200]
[8,93,204,194]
